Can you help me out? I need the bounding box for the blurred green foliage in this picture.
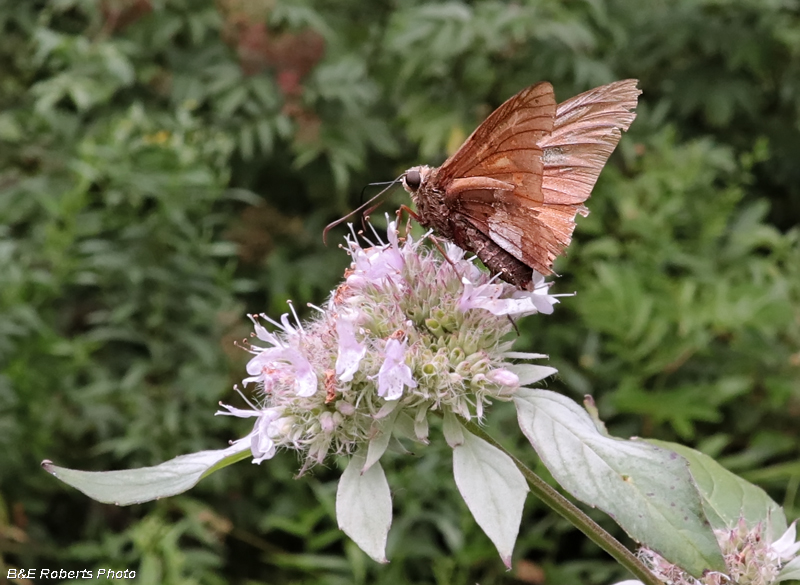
[1,0,798,584]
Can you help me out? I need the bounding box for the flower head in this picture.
[221,218,560,469]
[620,518,800,585]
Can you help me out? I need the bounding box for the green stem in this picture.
[461,419,661,585]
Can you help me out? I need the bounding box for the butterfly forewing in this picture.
[438,81,556,203]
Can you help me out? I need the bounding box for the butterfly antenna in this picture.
[323,175,405,245]
[360,180,395,206]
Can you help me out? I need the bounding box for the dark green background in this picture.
[1,1,798,583]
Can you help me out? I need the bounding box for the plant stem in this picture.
[461,419,661,585]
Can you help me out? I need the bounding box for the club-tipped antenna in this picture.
[322,174,405,245]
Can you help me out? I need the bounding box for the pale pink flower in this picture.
[245,346,318,397]
[227,218,557,469]
[376,338,417,400]
[335,312,366,383]
[216,402,284,464]
[345,222,404,288]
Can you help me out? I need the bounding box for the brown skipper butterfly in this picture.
[400,80,640,287]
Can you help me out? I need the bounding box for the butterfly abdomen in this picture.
[451,214,533,288]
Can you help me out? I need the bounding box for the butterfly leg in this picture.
[506,315,520,337]
[396,204,421,221]
[428,234,458,267]
[396,204,421,238]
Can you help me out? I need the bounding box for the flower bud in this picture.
[319,411,336,433]
[336,400,355,415]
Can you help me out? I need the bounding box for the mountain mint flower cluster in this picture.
[218,219,560,472]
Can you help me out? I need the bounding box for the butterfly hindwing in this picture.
[538,79,640,208]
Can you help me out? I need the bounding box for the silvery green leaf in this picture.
[41,440,252,505]
[649,439,787,541]
[363,410,399,473]
[452,429,528,568]
[507,363,557,386]
[777,556,800,582]
[336,452,392,563]
[386,435,411,455]
[503,352,548,360]
[442,410,465,447]
[392,412,417,442]
[514,389,725,577]
[414,405,429,442]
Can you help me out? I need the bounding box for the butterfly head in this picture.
[401,166,432,201]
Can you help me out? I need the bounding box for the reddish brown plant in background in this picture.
[217,0,325,143]
[101,0,153,33]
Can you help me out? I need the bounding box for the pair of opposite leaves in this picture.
[397,79,640,287]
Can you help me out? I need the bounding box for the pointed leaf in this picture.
[514,389,725,577]
[649,440,787,541]
[392,412,417,442]
[41,440,252,505]
[336,453,392,563]
[363,410,399,474]
[453,429,528,568]
[777,556,800,582]
[363,432,392,474]
[503,352,548,360]
[508,363,558,386]
[442,410,465,447]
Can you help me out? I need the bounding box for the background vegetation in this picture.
[1,0,798,583]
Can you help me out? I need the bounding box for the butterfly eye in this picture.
[405,170,422,190]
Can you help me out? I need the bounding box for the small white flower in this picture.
[245,346,317,397]
[515,271,561,315]
[458,273,561,316]
[250,319,283,346]
[249,307,303,346]
[377,337,417,400]
[771,521,800,562]
[216,402,284,464]
[335,312,366,383]
[444,242,483,281]
[345,221,404,288]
